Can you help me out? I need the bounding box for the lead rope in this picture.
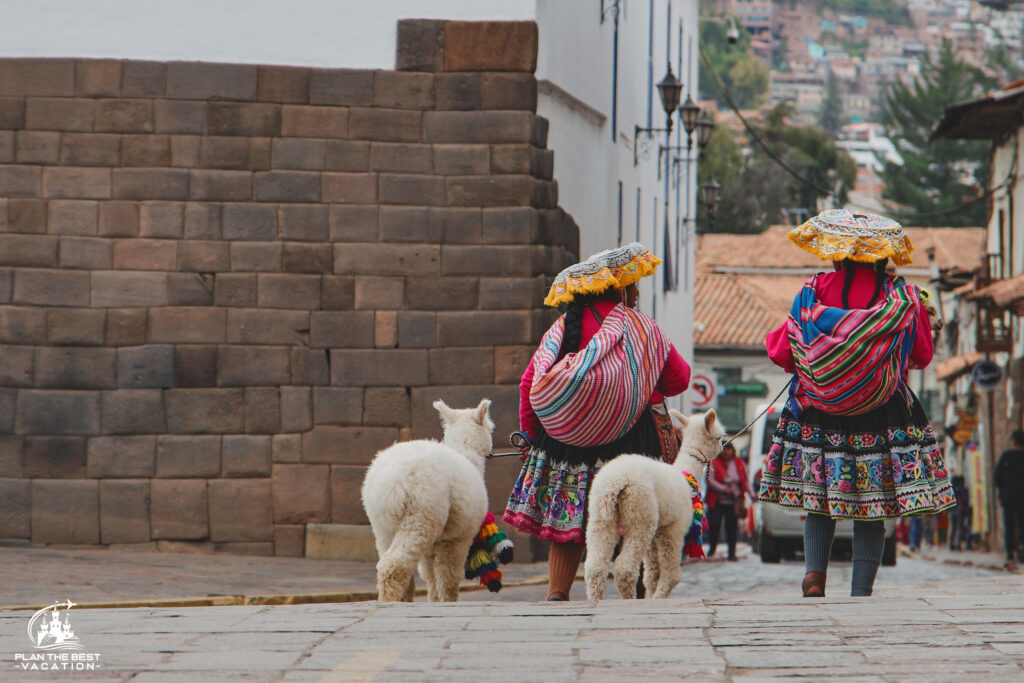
[720,383,789,447]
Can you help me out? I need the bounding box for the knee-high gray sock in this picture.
[851,520,886,597]
[804,514,836,574]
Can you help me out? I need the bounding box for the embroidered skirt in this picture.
[758,388,956,520]
[503,409,662,544]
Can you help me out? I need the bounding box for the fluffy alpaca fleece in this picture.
[584,409,724,600]
[361,399,494,602]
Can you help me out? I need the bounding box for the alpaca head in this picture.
[669,408,725,471]
[432,398,495,469]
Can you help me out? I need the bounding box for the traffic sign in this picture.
[690,373,717,408]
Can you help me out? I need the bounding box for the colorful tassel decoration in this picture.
[681,470,708,560]
[464,511,514,592]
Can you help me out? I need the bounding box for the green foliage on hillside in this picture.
[699,17,769,110]
[814,0,912,25]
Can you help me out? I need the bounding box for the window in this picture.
[713,367,745,432]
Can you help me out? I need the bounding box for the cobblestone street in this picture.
[2,547,1022,680]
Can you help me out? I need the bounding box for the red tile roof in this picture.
[694,274,806,350]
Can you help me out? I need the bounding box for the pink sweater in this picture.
[765,269,934,374]
[519,300,691,442]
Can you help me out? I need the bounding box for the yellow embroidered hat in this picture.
[544,242,662,307]
[788,209,914,266]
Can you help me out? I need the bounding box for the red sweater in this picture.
[765,269,934,374]
[519,300,691,442]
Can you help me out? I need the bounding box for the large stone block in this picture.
[378,206,426,242]
[494,345,534,384]
[307,311,374,349]
[0,59,76,97]
[165,62,258,101]
[173,345,217,387]
[24,436,86,478]
[25,97,93,132]
[154,99,207,134]
[117,344,174,388]
[244,386,281,434]
[208,102,280,137]
[271,137,325,170]
[47,308,106,346]
[217,345,290,386]
[302,426,398,466]
[0,387,13,433]
[378,173,445,206]
[230,241,282,271]
[321,172,377,204]
[348,108,421,143]
[112,168,189,201]
[101,389,166,434]
[139,201,185,238]
[106,308,148,346]
[257,273,321,309]
[0,235,57,267]
[363,387,410,428]
[253,171,319,202]
[7,198,47,234]
[16,390,100,435]
[75,59,121,97]
[443,21,538,72]
[310,68,374,106]
[328,204,377,242]
[150,478,208,540]
[0,478,30,538]
[214,273,256,307]
[149,307,226,343]
[436,310,532,346]
[397,311,435,349]
[31,479,100,544]
[189,169,252,201]
[480,72,537,110]
[395,19,446,72]
[112,238,177,270]
[278,203,328,242]
[178,240,230,272]
[0,165,42,197]
[156,435,221,477]
[0,346,34,387]
[434,73,481,110]
[281,105,348,139]
[423,111,533,144]
[208,479,273,542]
[433,144,489,175]
[0,306,47,345]
[428,347,493,385]
[410,384,519,441]
[312,387,362,426]
[87,435,156,477]
[227,309,309,345]
[165,388,245,434]
[122,134,171,166]
[258,65,310,103]
[354,276,404,310]
[92,271,168,308]
[333,243,440,276]
[183,202,222,239]
[325,140,370,171]
[99,479,151,545]
[329,349,429,387]
[280,386,312,433]
[290,348,330,386]
[282,243,332,274]
[479,276,542,309]
[94,99,154,133]
[306,522,375,560]
[222,203,277,241]
[330,467,370,525]
[271,433,301,464]
[48,198,100,234]
[17,130,60,164]
[62,133,122,167]
[98,200,139,237]
[36,347,116,389]
[13,268,91,307]
[446,175,533,207]
[58,236,113,270]
[322,275,355,310]
[370,142,433,173]
[272,463,330,524]
[273,524,305,557]
[222,434,271,477]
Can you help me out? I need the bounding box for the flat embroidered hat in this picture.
[544,242,662,307]
[788,209,914,266]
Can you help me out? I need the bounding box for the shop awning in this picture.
[970,273,1024,314]
[934,351,984,382]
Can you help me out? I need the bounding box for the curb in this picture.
[0,574,551,613]
[906,548,1013,573]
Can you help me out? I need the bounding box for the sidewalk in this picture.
[0,546,549,611]
[2,573,1022,680]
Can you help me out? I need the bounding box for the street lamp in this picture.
[678,95,701,141]
[695,112,714,152]
[700,177,721,228]
[633,65,684,166]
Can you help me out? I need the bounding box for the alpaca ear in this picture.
[669,409,689,428]
[433,399,457,426]
[473,398,492,426]
[704,409,718,432]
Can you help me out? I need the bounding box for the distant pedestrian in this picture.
[995,429,1024,568]
[758,210,955,598]
[706,442,753,561]
[948,475,969,551]
[504,244,690,601]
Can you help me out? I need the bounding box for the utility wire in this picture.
[698,47,1015,223]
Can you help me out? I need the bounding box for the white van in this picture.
[747,403,897,565]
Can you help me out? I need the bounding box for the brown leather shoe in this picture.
[802,571,826,597]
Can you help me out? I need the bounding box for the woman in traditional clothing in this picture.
[503,243,690,601]
[758,210,955,597]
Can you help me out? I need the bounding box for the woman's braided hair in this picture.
[557,291,619,359]
[840,258,890,309]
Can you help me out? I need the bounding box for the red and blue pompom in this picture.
[464,511,515,592]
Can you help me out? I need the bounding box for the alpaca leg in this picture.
[418,550,437,602]
[433,539,471,602]
[643,542,661,599]
[376,526,432,602]
[613,530,653,599]
[652,523,684,598]
[584,521,618,601]
[613,485,657,599]
[401,575,416,602]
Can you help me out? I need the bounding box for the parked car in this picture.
[747,403,896,566]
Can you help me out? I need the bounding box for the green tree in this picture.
[697,104,857,233]
[698,15,769,110]
[818,70,844,135]
[879,39,994,227]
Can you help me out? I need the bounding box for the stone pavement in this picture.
[2,573,1023,681]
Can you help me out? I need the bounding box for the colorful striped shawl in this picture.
[786,275,919,416]
[529,304,670,447]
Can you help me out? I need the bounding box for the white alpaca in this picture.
[584,409,724,600]
[361,398,493,602]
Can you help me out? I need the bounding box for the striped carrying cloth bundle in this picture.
[529,304,670,447]
[787,275,920,416]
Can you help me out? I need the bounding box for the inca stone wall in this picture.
[0,20,578,556]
